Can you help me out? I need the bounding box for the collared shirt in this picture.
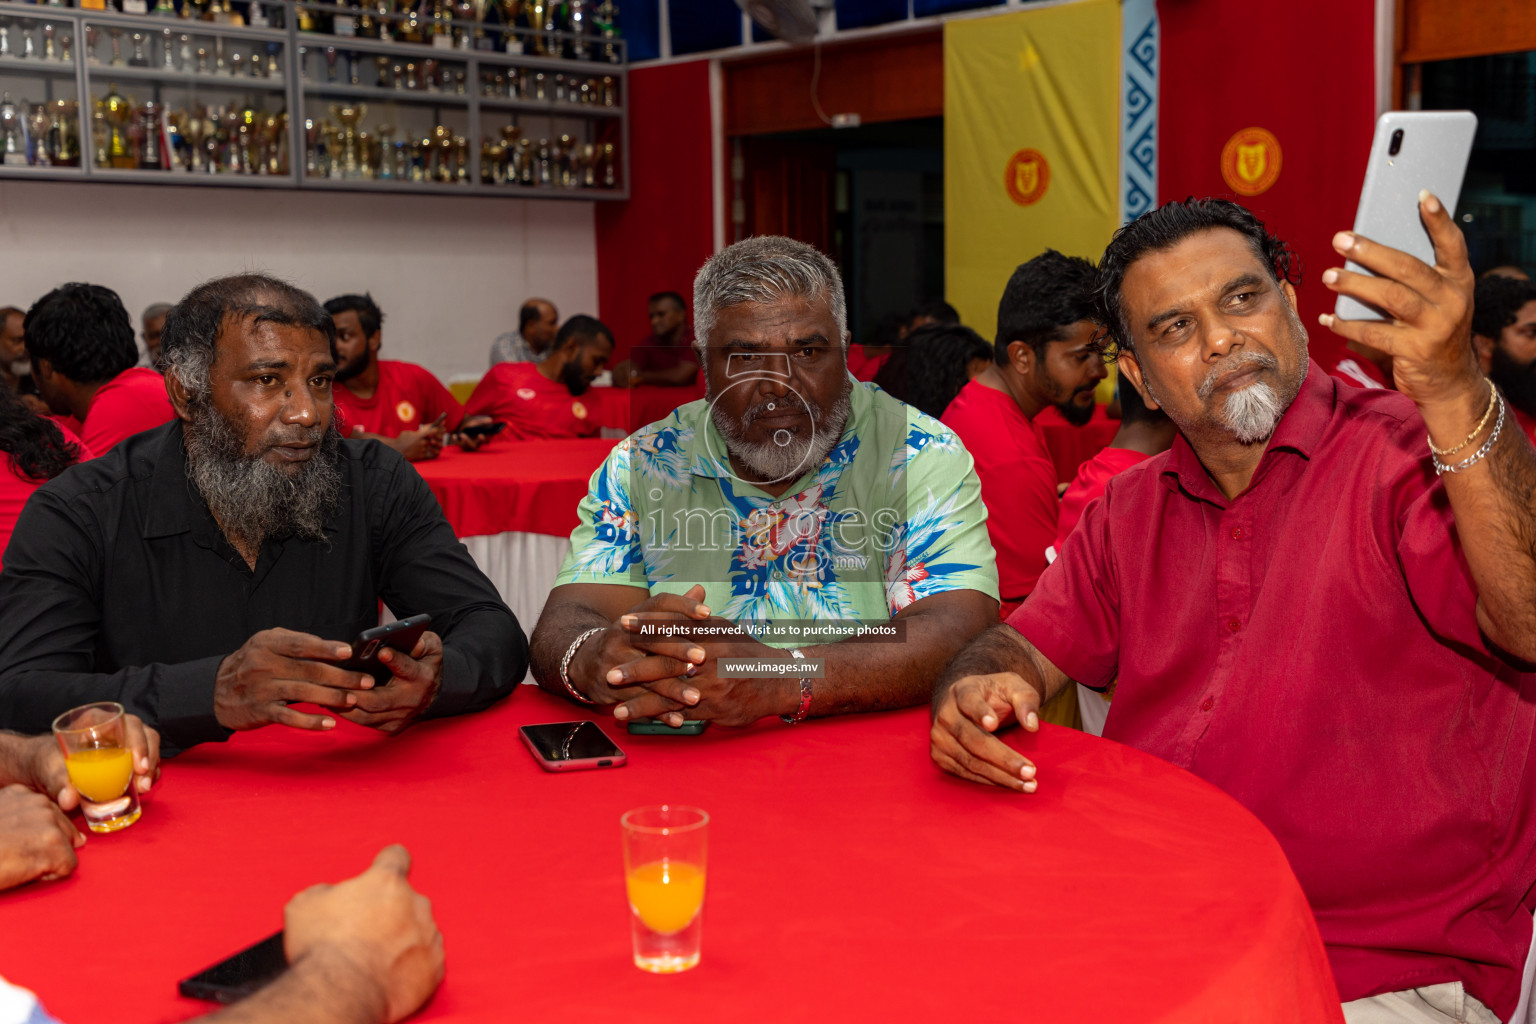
[555,377,998,645]
[333,359,463,438]
[941,377,1059,601]
[489,330,536,366]
[80,367,175,455]
[0,421,526,756]
[1011,362,1536,1017]
[629,326,698,376]
[463,362,603,441]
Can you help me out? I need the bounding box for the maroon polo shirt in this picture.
[1011,361,1536,1016]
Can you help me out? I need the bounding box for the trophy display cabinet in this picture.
[0,0,628,199]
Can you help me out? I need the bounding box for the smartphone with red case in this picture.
[519,721,627,772]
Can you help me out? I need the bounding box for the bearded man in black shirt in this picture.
[0,273,525,755]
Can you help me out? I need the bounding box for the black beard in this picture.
[333,348,372,383]
[1054,396,1096,427]
[1489,346,1536,420]
[184,403,344,553]
[560,360,590,396]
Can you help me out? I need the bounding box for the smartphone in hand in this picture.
[336,614,432,683]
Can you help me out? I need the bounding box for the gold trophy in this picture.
[47,98,78,166]
[329,102,365,180]
[101,85,136,169]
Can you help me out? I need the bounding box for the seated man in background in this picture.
[324,293,490,462]
[0,305,45,414]
[613,291,699,388]
[941,250,1107,621]
[531,235,998,728]
[489,297,559,366]
[24,283,174,454]
[1471,273,1536,444]
[141,302,171,371]
[931,196,1536,1023]
[463,315,613,441]
[0,273,525,756]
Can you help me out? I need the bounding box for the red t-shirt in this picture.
[0,420,90,569]
[941,377,1058,601]
[462,361,602,440]
[846,345,889,382]
[1054,446,1150,552]
[1010,362,1536,1017]
[81,367,174,455]
[333,359,463,438]
[1310,334,1387,389]
[630,326,698,376]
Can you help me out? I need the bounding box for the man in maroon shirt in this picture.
[1472,274,1536,446]
[613,291,699,388]
[931,196,1536,1022]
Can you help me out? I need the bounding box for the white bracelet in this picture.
[558,627,604,705]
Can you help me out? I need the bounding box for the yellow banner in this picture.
[944,0,1121,345]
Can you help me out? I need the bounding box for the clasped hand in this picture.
[574,585,790,727]
[215,627,444,736]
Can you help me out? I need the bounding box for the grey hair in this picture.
[691,236,848,355]
[142,302,173,320]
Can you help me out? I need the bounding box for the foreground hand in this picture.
[930,673,1042,792]
[1320,191,1480,406]
[215,629,376,733]
[570,585,713,711]
[18,716,160,811]
[284,845,444,1024]
[335,632,444,736]
[0,784,84,891]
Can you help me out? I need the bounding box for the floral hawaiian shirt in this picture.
[554,376,998,648]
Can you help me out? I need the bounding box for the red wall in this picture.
[595,60,716,362]
[1158,0,1378,329]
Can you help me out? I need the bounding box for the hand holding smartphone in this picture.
[336,613,432,684]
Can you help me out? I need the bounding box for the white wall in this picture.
[0,180,598,383]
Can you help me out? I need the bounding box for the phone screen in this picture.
[178,931,287,1004]
[520,721,625,761]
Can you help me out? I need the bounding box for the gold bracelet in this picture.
[1427,378,1498,457]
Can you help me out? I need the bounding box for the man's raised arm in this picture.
[1322,192,1536,661]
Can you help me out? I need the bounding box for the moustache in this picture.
[741,392,816,426]
[261,424,326,450]
[1197,351,1278,400]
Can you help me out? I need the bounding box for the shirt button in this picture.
[1226,618,1241,633]
[1230,527,1243,539]
[1201,696,1215,711]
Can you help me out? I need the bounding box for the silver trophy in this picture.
[161,28,177,70]
[128,31,150,68]
[0,94,29,167]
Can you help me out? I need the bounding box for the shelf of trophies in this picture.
[0,0,628,198]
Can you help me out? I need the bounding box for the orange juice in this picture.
[65,747,133,803]
[625,860,705,935]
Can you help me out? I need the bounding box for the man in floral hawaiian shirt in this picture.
[530,236,999,728]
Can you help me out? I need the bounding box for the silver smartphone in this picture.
[1335,110,1478,322]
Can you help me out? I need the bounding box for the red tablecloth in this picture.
[413,438,616,538]
[591,382,706,433]
[1036,404,1121,484]
[0,689,1342,1023]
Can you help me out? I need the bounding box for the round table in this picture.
[412,437,617,539]
[0,689,1342,1023]
[590,382,706,434]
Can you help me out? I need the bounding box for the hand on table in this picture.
[1319,190,1479,407]
[390,421,446,462]
[0,784,84,891]
[215,629,378,733]
[10,716,160,810]
[930,672,1041,793]
[333,631,444,736]
[449,415,495,452]
[284,845,444,1024]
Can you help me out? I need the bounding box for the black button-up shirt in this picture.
[0,421,526,754]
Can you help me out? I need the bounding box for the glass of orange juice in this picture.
[621,805,708,973]
[51,702,140,834]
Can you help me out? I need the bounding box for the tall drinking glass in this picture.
[51,702,140,833]
[620,805,708,973]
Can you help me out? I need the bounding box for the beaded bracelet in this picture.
[1432,392,1505,475]
[558,626,604,705]
[1427,378,1498,457]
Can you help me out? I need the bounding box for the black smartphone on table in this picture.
[336,613,431,683]
[627,719,709,735]
[179,930,287,1004]
[519,721,627,772]
[457,420,507,439]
